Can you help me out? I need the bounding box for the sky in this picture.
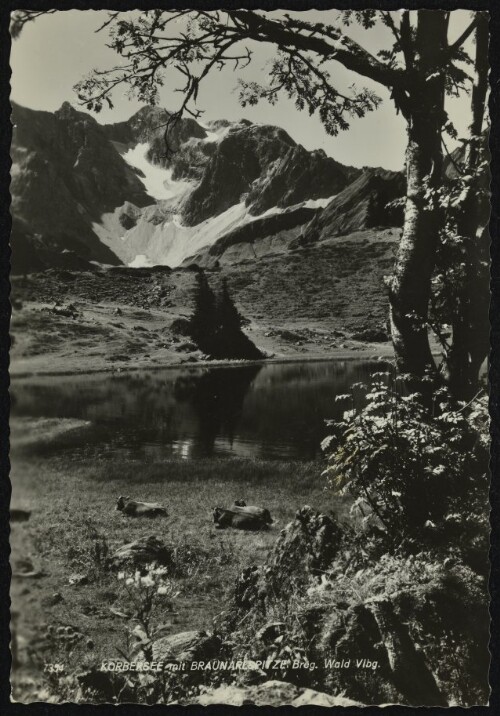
[10,9,476,171]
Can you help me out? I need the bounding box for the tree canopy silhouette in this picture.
[189,271,262,360]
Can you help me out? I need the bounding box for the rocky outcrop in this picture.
[110,536,174,568]
[103,105,212,181]
[225,504,488,707]
[195,680,362,706]
[247,144,359,215]
[233,506,344,614]
[301,168,405,244]
[11,101,154,271]
[182,124,357,225]
[152,630,221,663]
[183,206,318,267]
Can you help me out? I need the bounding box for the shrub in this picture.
[322,374,489,543]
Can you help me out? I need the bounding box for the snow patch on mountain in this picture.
[303,195,337,209]
[129,254,155,268]
[93,199,307,268]
[123,202,251,267]
[122,142,192,201]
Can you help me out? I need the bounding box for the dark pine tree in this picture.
[213,278,263,360]
[189,270,217,355]
[217,278,243,332]
[189,272,262,360]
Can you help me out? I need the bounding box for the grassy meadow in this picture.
[10,439,349,699]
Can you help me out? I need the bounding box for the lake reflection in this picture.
[11,360,387,461]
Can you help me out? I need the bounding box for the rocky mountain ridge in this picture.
[10,101,405,273]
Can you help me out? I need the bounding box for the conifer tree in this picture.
[189,270,216,355]
[217,277,243,334]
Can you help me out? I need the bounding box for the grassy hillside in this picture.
[10,228,398,375]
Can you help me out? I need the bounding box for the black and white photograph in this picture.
[7,5,492,706]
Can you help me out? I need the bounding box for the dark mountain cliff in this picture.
[103,106,211,182]
[182,123,359,225]
[11,101,154,271]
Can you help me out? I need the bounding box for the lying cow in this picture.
[116,495,168,518]
[213,507,269,531]
[231,500,273,525]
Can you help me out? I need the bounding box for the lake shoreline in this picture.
[10,345,394,379]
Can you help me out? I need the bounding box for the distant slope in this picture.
[184,206,319,267]
[300,169,405,245]
[10,227,399,375]
[187,169,405,268]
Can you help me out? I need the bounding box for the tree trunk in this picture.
[447,14,489,400]
[389,11,449,378]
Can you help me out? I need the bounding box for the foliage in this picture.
[65,518,110,580]
[238,52,380,136]
[116,564,179,659]
[426,136,490,377]
[189,270,217,354]
[323,373,489,541]
[189,271,262,359]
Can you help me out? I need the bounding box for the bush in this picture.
[322,374,489,543]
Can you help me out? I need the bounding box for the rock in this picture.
[152,630,221,662]
[42,592,63,607]
[170,317,192,336]
[351,328,389,343]
[110,536,174,568]
[255,622,286,644]
[367,599,447,706]
[175,341,197,352]
[195,680,362,706]
[68,573,89,586]
[301,169,405,245]
[51,304,78,318]
[292,688,363,707]
[278,329,304,342]
[182,123,357,227]
[233,507,343,612]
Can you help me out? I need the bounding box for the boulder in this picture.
[111,536,173,568]
[195,680,362,706]
[351,328,389,343]
[233,506,343,612]
[152,630,221,663]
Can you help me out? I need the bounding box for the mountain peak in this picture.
[56,101,79,117]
